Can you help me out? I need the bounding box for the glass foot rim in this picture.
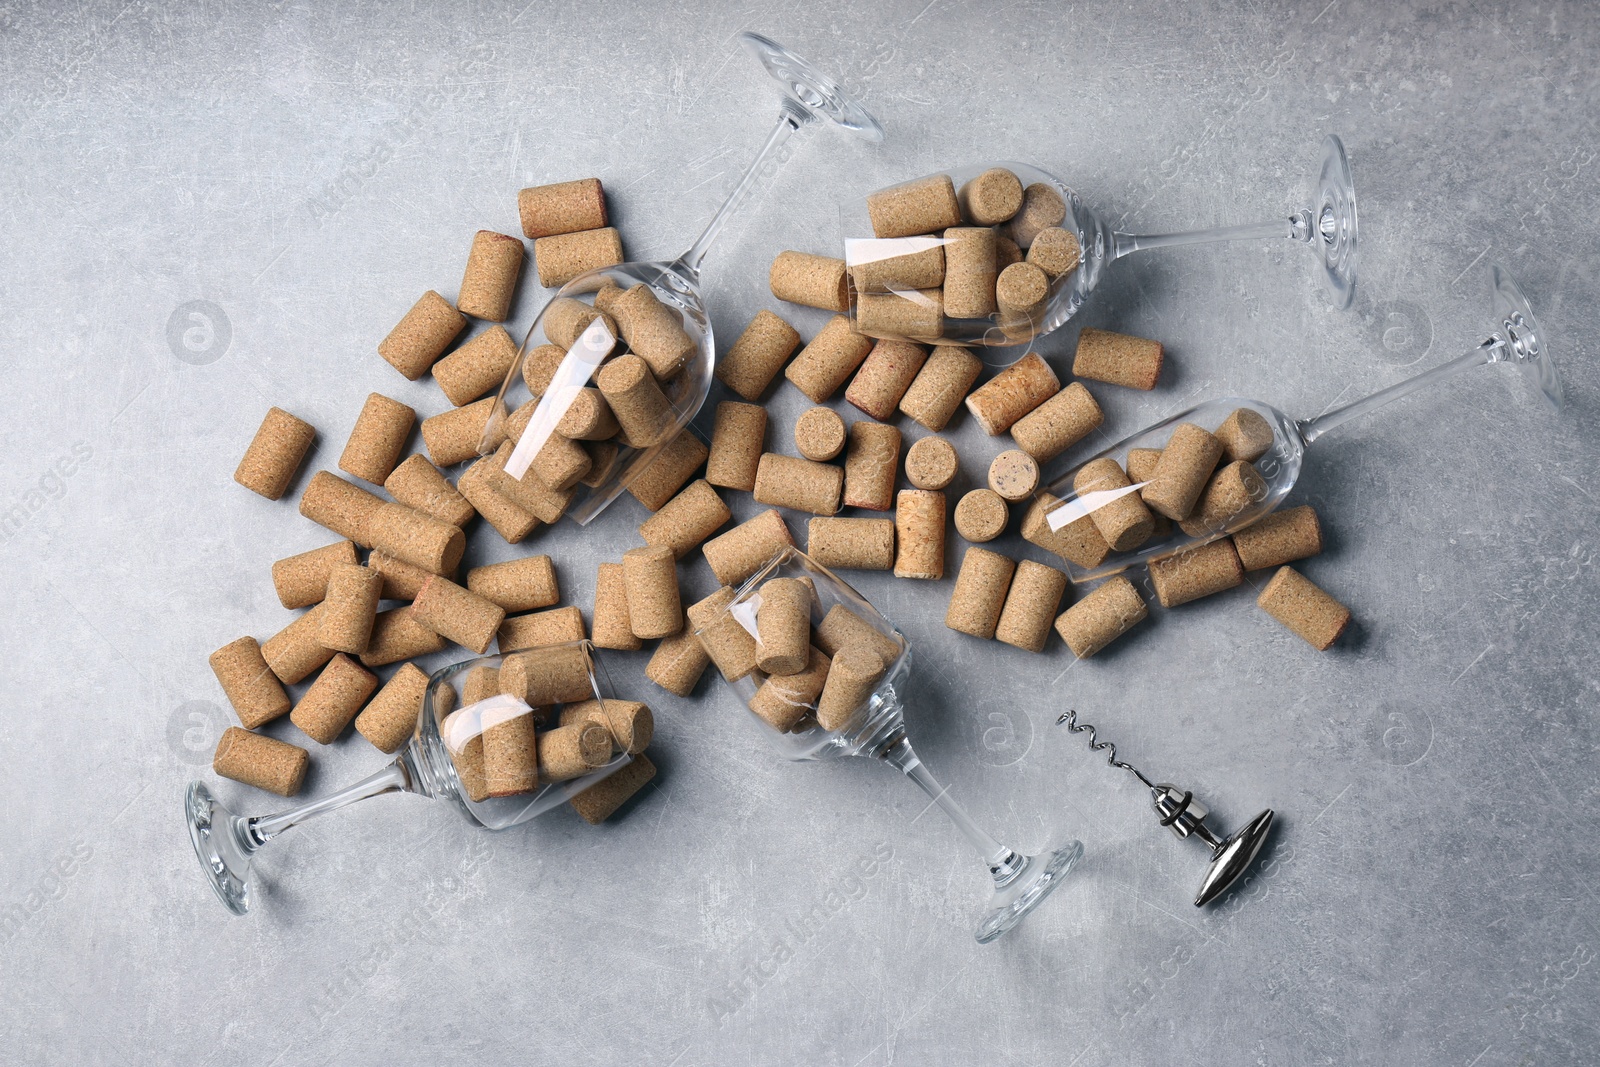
[974,838,1083,944]
[1316,133,1358,309]
[738,32,885,142]
[1490,262,1564,411]
[185,781,251,916]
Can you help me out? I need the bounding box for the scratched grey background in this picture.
[1,0,1597,1064]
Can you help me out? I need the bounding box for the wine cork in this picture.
[367,502,465,575]
[457,231,524,322]
[814,604,902,666]
[597,354,673,449]
[844,422,901,511]
[688,585,759,681]
[532,227,624,288]
[519,178,607,238]
[1179,460,1268,537]
[626,429,709,511]
[591,562,643,651]
[894,489,946,579]
[867,173,962,239]
[702,510,793,587]
[262,604,336,684]
[319,563,382,654]
[1027,227,1080,280]
[794,407,847,462]
[561,698,653,755]
[816,644,888,731]
[1257,566,1351,650]
[498,605,586,652]
[954,489,1007,543]
[291,653,379,745]
[610,284,697,379]
[855,289,944,341]
[569,751,657,824]
[354,662,429,753]
[716,310,802,401]
[1024,493,1110,570]
[808,517,895,571]
[272,540,358,610]
[640,479,730,559]
[235,407,315,500]
[490,441,573,524]
[706,401,767,492]
[1073,328,1164,391]
[785,315,876,403]
[412,575,506,654]
[995,560,1069,653]
[1214,407,1276,463]
[420,396,501,468]
[500,644,595,705]
[646,614,711,696]
[749,645,830,732]
[554,388,619,441]
[360,606,447,667]
[848,238,945,293]
[958,167,1024,225]
[482,705,540,797]
[995,261,1049,320]
[1141,423,1223,521]
[1010,382,1103,462]
[1008,182,1066,248]
[1126,448,1162,483]
[904,436,958,490]
[1074,457,1156,552]
[622,545,682,640]
[770,251,849,312]
[593,280,624,314]
[457,456,539,544]
[754,577,813,676]
[1148,539,1244,607]
[988,449,1040,502]
[1232,505,1322,571]
[368,549,437,601]
[460,665,500,706]
[942,227,999,319]
[213,727,309,797]
[381,455,472,529]
[582,439,621,488]
[543,297,617,351]
[338,393,415,485]
[754,454,844,516]
[433,686,486,803]
[522,343,567,397]
[528,431,592,492]
[209,636,291,729]
[1056,576,1148,658]
[899,345,983,432]
[945,547,1016,639]
[965,352,1059,435]
[845,339,928,421]
[379,290,466,380]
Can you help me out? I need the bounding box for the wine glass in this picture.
[1033,264,1561,583]
[701,545,1082,943]
[184,641,637,915]
[840,134,1357,352]
[478,32,884,524]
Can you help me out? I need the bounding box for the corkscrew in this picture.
[1057,710,1275,907]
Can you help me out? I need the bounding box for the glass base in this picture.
[1315,134,1358,308]
[1490,263,1563,410]
[185,782,253,916]
[974,838,1083,944]
[738,32,883,142]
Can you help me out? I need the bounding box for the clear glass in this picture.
[840,134,1357,355]
[477,33,884,524]
[1036,264,1562,582]
[184,641,635,915]
[702,546,1082,943]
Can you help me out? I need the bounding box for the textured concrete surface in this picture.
[2,2,1597,1064]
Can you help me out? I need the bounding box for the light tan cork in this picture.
[899,345,983,432]
[379,290,466,380]
[996,235,1023,270]
[1073,328,1164,391]
[702,510,793,587]
[894,489,946,579]
[1179,461,1268,537]
[754,454,844,516]
[355,662,429,754]
[319,563,382,655]
[1008,183,1066,248]
[856,289,944,341]
[1257,566,1350,650]
[867,173,962,239]
[954,488,1008,543]
[640,479,730,560]
[518,178,607,239]
[542,297,617,350]
[359,606,446,667]
[1148,539,1244,608]
[610,284,697,379]
[581,439,621,488]
[1126,447,1163,484]
[482,707,540,797]
[1055,576,1148,658]
[412,575,506,654]
[786,315,876,404]
[716,310,802,401]
[904,436,958,490]
[754,577,813,676]
[291,653,379,745]
[945,547,1016,639]
[598,353,673,449]
[1074,457,1156,552]
[688,586,759,682]
[464,556,558,614]
[368,549,438,601]
[591,561,642,651]
[749,645,830,732]
[460,665,500,706]
[625,429,709,511]
[561,698,653,755]
[1026,228,1081,277]
[527,430,592,492]
[569,752,657,824]
[846,339,928,421]
[966,352,1059,435]
[457,230,524,322]
[420,396,501,468]
[1141,423,1223,521]
[809,517,895,571]
[794,407,847,462]
[384,454,475,528]
[433,686,488,803]
[770,251,849,312]
[497,605,586,652]
[942,227,999,319]
[988,449,1040,502]
[849,239,945,293]
[489,441,573,524]
[814,604,902,666]
[958,167,1024,225]
[996,261,1049,321]
[995,559,1069,653]
[213,728,308,797]
[816,644,888,731]
[262,604,336,684]
[532,227,623,288]
[522,343,567,397]
[235,407,315,500]
[500,644,595,705]
[272,540,358,610]
[1232,505,1322,571]
[1214,407,1276,463]
[844,422,901,511]
[646,612,711,696]
[622,545,682,640]
[1010,381,1103,463]
[1023,493,1110,570]
[706,401,767,491]
[456,456,539,544]
[338,393,415,486]
[554,388,618,441]
[366,502,465,575]
[209,636,291,729]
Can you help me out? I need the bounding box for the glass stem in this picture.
[1297,341,1498,445]
[244,757,416,848]
[676,99,812,275]
[879,736,1027,886]
[1113,215,1302,260]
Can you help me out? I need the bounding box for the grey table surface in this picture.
[3,1,1598,1064]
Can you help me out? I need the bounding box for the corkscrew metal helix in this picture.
[1057,710,1276,907]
